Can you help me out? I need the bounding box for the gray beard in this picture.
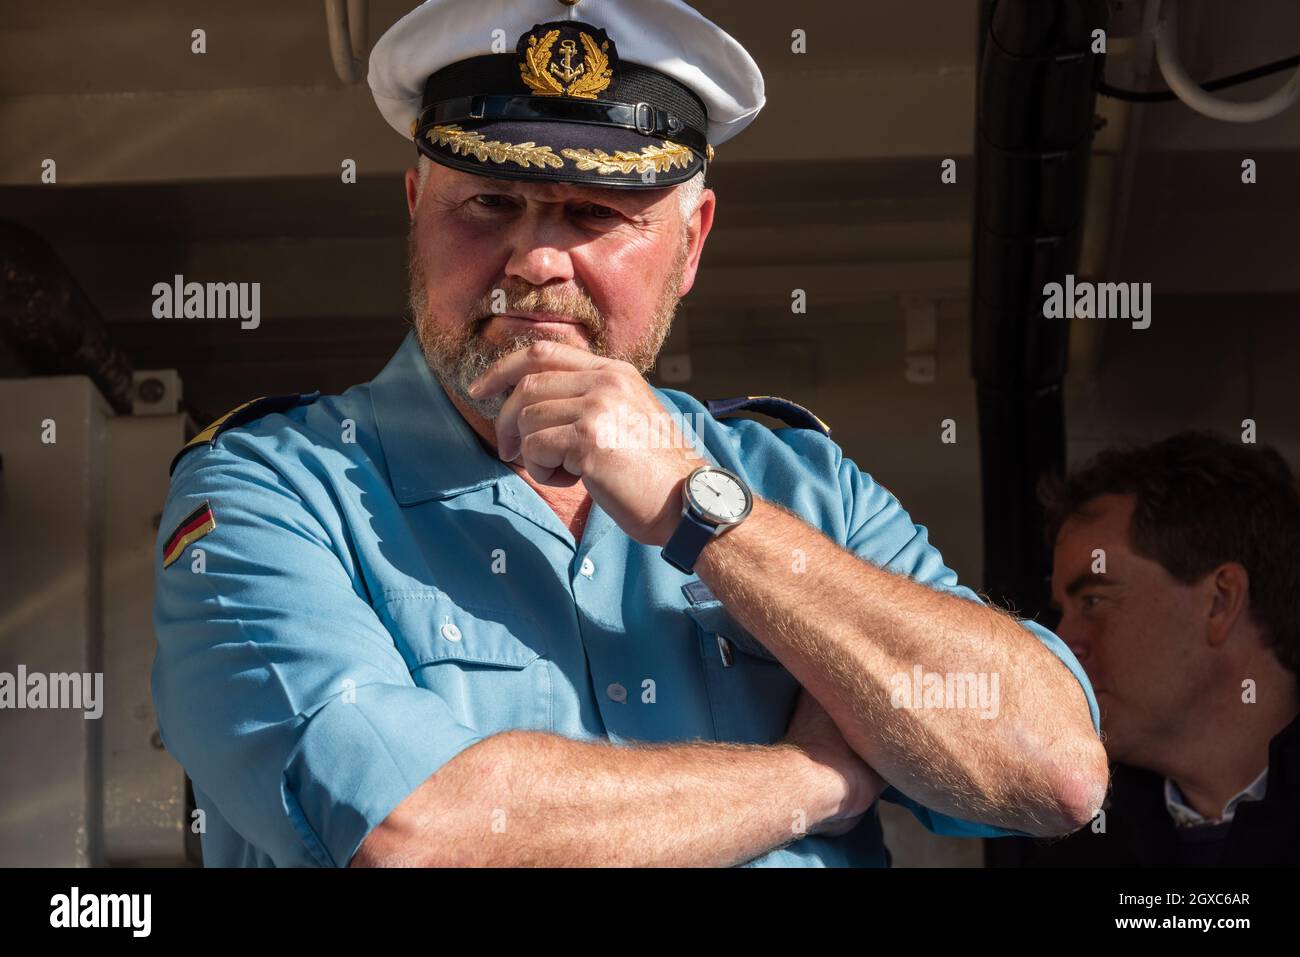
[426,327,574,420]
[406,232,687,421]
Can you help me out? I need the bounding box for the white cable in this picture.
[1152,0,1300,123]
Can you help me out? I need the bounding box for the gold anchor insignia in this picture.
[519,29,612,99]
[552,39,584,84]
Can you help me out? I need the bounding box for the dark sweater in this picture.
[1012,713,1300,867]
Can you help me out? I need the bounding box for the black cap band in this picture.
[416,93,709,158]
[415,52,710,161]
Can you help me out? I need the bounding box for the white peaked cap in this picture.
[368,0,766,150]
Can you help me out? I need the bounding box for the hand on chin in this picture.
[505,454,583,489]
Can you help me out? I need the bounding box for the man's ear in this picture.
[1206,561,1251,648]
[405,166,420,219]
[677,188,716,298]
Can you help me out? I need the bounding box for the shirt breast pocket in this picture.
[684,600,798,745]
[381,588,552,736]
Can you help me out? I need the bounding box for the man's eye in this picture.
[581,204,619,219]
[473,194,508,208]
[1081,595,1102,610]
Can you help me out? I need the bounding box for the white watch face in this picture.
[687,468,750,524]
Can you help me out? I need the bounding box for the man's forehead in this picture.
[1050,494,1137,591]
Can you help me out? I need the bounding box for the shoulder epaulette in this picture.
[169,391,321,476]
[705,395,831,438]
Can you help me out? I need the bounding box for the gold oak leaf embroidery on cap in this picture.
[564,33,613,99]
[519,29,613,99]
[519,30,566,96]
[427,124,565,169]
[561,141,693,175]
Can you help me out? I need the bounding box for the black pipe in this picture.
[973,0,1109,872]
[0,222,134,413]
[972,0,1108,614]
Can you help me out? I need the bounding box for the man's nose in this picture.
[1056,616,1090,663]
[504,218,575,287]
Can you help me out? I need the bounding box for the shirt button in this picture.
[580,557,595,578]
[440,622,462,642]
[606,682,627,703]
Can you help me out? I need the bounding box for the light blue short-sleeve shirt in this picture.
[151,330,1100,867]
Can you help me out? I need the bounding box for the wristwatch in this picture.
[660,465,753,574]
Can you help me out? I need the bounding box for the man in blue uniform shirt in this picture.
[152,0,1106,867]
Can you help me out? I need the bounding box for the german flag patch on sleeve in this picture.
[162,501,217,569]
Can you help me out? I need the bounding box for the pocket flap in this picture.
[384,589,543,670]
[683,600,779,663]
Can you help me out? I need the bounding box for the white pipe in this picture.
[1153,0,1300,123]
[324,0,368,85]
[347,0,368,63]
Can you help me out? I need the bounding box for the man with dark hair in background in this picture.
[1023,431,1300,866]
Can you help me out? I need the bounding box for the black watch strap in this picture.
[661,509,716,575]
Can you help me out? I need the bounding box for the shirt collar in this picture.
[1163,767,1269,828]
[369,329,512,505]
